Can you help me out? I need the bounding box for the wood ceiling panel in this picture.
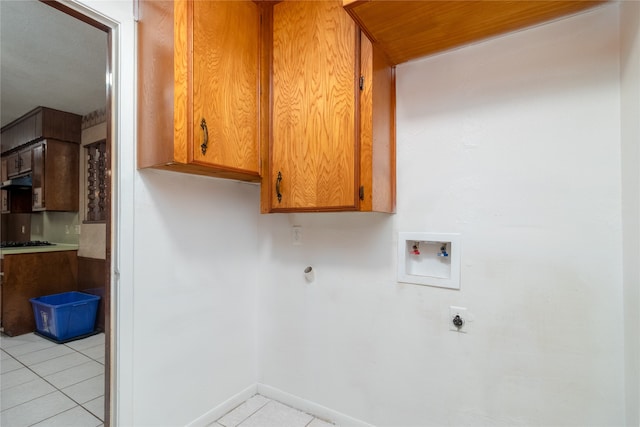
[344,0,607,65]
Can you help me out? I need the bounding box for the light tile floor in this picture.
[1,332,105,427]
[2,333,332,427]
[212,394,336,427]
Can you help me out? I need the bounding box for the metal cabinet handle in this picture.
[276,171,282,203]
[200,118,209,155]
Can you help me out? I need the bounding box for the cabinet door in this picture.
[191,1,260,174]
[1,192,8,214]
[18,148,31,174]
[138,0,261,182]
[17,114,37,146]
[6,152,20,177]
[270,0,358,210]
[6,149,32,177]
[31,140,79,212]
[1,126,17,154]
[1,158,7,213]
[32,143,45,210]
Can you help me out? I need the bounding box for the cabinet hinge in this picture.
[359,185,365,200]
[359,75,364,91]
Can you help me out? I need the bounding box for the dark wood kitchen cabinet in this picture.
[1,107,81,213]
[1,158,8,213]
[0,156,31,214]
[260,0,395,213]
[32,140,79,211]
[1,251,78,337]
[6,147,32,177]
[0,107,81,155]
[137,0,262,182]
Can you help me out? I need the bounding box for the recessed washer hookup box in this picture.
[30,291,100,343]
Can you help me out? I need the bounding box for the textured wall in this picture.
[258,4,625,425]
[132,170,260,426]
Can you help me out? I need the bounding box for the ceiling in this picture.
[0,0,107,128]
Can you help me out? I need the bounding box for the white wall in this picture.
[132,171,259,426]
[620,1,640,425]
[259,4,626,426]
[69,1,261,426]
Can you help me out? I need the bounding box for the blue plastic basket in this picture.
[30,291,100,342]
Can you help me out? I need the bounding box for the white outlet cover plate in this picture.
[397,232,461,289]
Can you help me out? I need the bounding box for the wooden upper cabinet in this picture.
[261,0,395,213]
[137,0,261,182]
[6,148,32,178]
[1,158,8,213]
[343,0,607,65]
[1,107,81,155]
[31,140,79,212]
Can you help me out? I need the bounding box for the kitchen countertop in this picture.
[0,243,79,257]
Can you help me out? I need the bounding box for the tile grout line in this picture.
[1,337,100,370]
[66,343,106,365]
[221,395,272,427]
[1,351,73,415]
[226,396,334,427]
[1,334,105,422]
[0,353,27,376]
[25,404,102,427]
[1,335,105,387]
[2,354,103,419]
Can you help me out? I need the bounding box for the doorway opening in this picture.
[37,1,114,424]
[0,0,115,424]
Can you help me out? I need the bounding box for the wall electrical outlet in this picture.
[449,306,468,333]
[292,226,303,245]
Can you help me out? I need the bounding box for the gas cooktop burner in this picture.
[0,241,55,248]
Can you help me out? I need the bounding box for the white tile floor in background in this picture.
[1,332,105,427]
[212,394,336,427]
[2,333,332,427]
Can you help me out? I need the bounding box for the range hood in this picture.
[1,175,32,190]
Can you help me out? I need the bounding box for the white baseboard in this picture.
[257,383,374,427]
[186,383,258,427]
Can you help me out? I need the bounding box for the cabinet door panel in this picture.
[32,144,44,210]
[6,153,20,177]
[6,149,32,177]
[18,114,37,145]
[19,149,31,174]
[1,190,8,213]
[30,140,78,212]
[271,0,357,210]
[192,0,260,174]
